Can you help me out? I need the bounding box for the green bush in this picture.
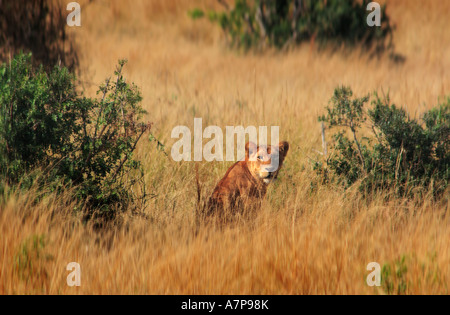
[192,0,393,52]
[316,86,449,198]
[0,53,152,218]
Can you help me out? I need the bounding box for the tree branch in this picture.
[111,128,147,182]
[350,121,366,170]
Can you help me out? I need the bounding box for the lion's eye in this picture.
[257,156,263,161]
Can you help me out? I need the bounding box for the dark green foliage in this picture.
[317,86,449,198]
[193,0,393,52]
[0,54,152,218]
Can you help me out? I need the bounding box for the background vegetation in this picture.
[0,54,151,221]
[317,86,449,198]
[0,0,78,71]
[191,0,393,52]
[0,0,449,294]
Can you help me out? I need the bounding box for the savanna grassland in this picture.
[1,0,450,294]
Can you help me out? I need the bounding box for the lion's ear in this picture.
[278,141,289,158]
[245,142,257,159]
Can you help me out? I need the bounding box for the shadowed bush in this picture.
[0,0,78,71]
[191,0,393,53]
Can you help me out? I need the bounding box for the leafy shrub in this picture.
[0,54,152,218]
[316,86,449,198]
[192,0,393,52]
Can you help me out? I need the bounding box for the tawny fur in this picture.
[207,141,289,217]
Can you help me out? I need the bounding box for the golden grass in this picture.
[1,0,450,294]
[1,180,449,294]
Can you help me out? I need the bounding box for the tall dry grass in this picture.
[1,179,449,294]
[1,0,450,294]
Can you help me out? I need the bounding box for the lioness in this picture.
[207,141,289,218]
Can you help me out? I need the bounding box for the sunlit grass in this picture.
[1,0,449,295]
